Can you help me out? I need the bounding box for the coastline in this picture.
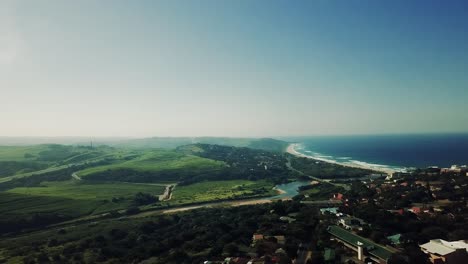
[286,143,396,175]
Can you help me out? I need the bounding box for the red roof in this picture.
[253,234,264,240]
[334,193,344,200]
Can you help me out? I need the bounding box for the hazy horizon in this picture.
[2,0,468,137]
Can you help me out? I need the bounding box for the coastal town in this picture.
[202,152,468,264]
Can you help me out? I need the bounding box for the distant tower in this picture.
[90,140,93,149]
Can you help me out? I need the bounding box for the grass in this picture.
[2,181,166,217]
[0,192,99,217]
[0,145,51,161]
[78,149,226,177]
[6,181,166,200]
[170,180,275,205]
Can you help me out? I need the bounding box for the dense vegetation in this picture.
[0,140,413,264]
[0,161,47,178]
[289,155,375,179]
[177,144,295,185]
[109,137,289,152]
[79,144,296,185]
[0,201,322,264]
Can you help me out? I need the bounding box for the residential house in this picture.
[338,216,367,231]
[420,239,468,264]
[320,207,339,215]
[333,193,344,200]
[387,234,402,246]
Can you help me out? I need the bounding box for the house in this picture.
[420,239,468,264]
[320,207,339,215]
[251,234,285,247]
[387,234,402,246]
[273,236,286,245]
[338,216,366,231]
[279,216,296,223]
[333,193,344,200]
[251,234,264,246]
[409,207,422,215]
[328,226,397,263]
[387,209,404,215]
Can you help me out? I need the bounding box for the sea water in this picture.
[283,133,468,171]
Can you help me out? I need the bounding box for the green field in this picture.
[0,192,100,217]
[170,180,276,204]
[0,145,50,161]
[6,181,165,201]
[78,150,225,176]
[1,181,166,219]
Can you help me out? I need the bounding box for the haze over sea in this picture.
[284,133,468,171]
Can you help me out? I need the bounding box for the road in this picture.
[295,243,311,264]
[71,172,81,180]
[158,184,175,201]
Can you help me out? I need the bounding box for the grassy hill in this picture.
[0,143,295,236]
[77,149,227,183]
[106,137,289,152]
[0,145,116,178]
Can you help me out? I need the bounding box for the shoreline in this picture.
[286,143,396,175]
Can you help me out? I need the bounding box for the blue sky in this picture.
[1,0,467,137]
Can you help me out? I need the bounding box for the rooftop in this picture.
[328,225,396,261]
[420,239,468,256]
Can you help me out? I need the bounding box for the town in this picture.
[202,165,468,264]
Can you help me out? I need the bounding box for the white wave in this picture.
[291,144,404,173]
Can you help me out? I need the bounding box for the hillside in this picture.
[108,137,289,152]
[0,145,115,178]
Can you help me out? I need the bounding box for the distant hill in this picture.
[0,137,290,152]
[108,137,289,152]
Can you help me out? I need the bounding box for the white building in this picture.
[420,239,468,264]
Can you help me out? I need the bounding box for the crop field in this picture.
[170,180,275,204]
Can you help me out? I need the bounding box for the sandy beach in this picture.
[286,143,395,175]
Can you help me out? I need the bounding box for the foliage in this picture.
[289,155,375,179]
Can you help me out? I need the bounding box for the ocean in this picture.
[283,134,468,171]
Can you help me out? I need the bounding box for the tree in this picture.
[223,243,239,256]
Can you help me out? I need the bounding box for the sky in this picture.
[1,0,468,137]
